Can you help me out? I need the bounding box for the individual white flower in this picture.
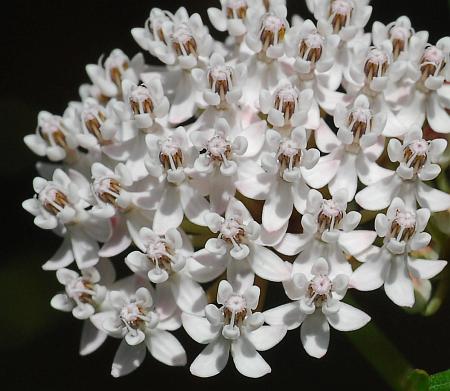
[259,80,316,129]
[125,227,207,315]
[91,280,186,377]
[308,0,372,43]
[264,258,370,358]
[51,265,108,319]
[24,110,79,162]
[190,117,248,214]
[192,53,244,110]
[285,19,340,79]
[351,198,447,307]
[90,162,155,257]
[356,127,450,212]
[303,94,390,201]
[189,198,290,291]
[394,37,450,134]
[183,280,286,378]
[274,189,376,278]
[246,5,289,60]
[144,127,210,234]
[236,126,319,232]
[344,39,393,95]
[22,168,111,270]
[208,0,265,38]
[85,49,144,100]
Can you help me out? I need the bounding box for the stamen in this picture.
[274,86,298,122]
[403,139,429,175]
[259,14,286,51]
[308,275,332,307]
[390,209,416,241]
[317,199,344,233]
[364,48,389,81]
[329,0,353,33]
[40,187,70,215]
[225,0,248,19]
[208,65,234,104]
[38,115,68,149]
[299,32,324,63]
[420,45,445,81]
[277,139,302,176]
[94,177,122,205]
[223,294,247,327]
[82,105,110,145]
[159,138,184,171]
[129,85,154,115]
[171,24,198,56]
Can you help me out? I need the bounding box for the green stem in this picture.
[344,295,414,391]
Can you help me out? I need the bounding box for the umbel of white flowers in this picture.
[23,0,449,379]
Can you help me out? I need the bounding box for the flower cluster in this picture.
[23,0,449,379]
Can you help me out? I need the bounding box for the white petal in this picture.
[246,326,286,351]
[70,227,99,269]
[300,311,330,358]
[416,181,450,212]
[263,302,304,330]
[170,274,207,315]
[111,340,146,378]
[182,313,221,344]
[179,183,210,227]
[408,258,447,280]
[247,244,291,282]
[326,302,370,331]
[384,255,414,307]
[146,329,187,366]
[338,231,377,256]
[350,250,389,291]
[274,233,310,256]
[79,320,108,356]
[190,338,230,378]
[153,186,183,235]
[355,174,401,211]
[231,337,271,378]
[42,238,74,270]
[262,180,293,232]
[226,260,255,293]
[328,152,357,201]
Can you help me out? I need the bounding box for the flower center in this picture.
[94,177,122,205]
[389,25,411,59]
[364,48,389,81]
[219,218,245,242]
[171,24,197,56]
[67,278,96,305]
[403,139,429,175]
[226,0,248,19]
[38,115,68,149]
[82,104,110,145]
[120,302,148,330]
[259,14,286,50]
[159,138,184,171]
[348,107,372,143]
[299,31,324,63]
[208,65,234,103]
[390,209,416,241]
[317,199,344,233]
[278,139,302,175]
[308,275,332,306]
[206,135,232,161]
[147,10,172,44]
[39,186,70,215]
[223,294,247,326]
[420,45,445,81]
[329,0,353,33]
[105,52,129,88]
[274,86,298,122]
[129,86,154,115]
[146,239,176,274]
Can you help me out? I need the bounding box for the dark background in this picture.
[1,1,449,390]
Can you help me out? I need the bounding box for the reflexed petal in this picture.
[326,302,370,331]
[338,231,377,256]
[231,337,271,378]
[416,181,450,212]
[247,244,291,282]
[384,255,414,307]
[263,302,304,330]
[170,274,207,315]
[190,338,230,377]
[182,313,221,344]
[300,311,330,358]
[408,258,447,280]
[111,340,146,378]
[146,329,187,366]
[79,320,108,356]
[246,326,287,351]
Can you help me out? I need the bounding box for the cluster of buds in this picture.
[23,0,449,379]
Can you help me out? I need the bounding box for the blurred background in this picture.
[1,1,449,389]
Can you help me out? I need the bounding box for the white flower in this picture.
[22,168,111,270]
[259,80,315,129]
[274,189,376,278]
[183,280,286,378]
[190,117,248,213]
[356,127,450,212]
[189,198,290,290]
[303,94,390,201]
[90,162,154,257]
[85,49,144,100]
[125,227,207,315]
[237,126,319,231]
[308,0,372,42]
[264,258,370,358]
[24,110,79,162]
[91,281,186,377]
[144,126,210,234]
[351,198,447,307]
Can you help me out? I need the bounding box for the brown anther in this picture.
[130,97,154,115]
[274,95,296,121]
[403,146,427,174]
[110,61,129,88]
[348,112,371,142]
[223,306,247,325]
[260,24,286,50]
[172,36,198,56]
[226,4,247,19]
[159,149,183,170]
[85,111,110,145]
[299,40,323,63]
[364,57,389,81]
[307,284,328,307]
[39,127,68,149]
[317,210,343,233]
[329,0,353,33]
[78,280,96,305]
[391,213,416,241]
[98,178,122,205]
[392,38,406,60]
[44,191,69,215]
[278,150,302,172]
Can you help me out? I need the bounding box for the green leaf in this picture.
[405,369,429,391]
[430,369,450,391]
